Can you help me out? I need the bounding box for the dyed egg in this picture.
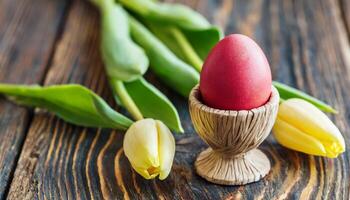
[200,34,272,110]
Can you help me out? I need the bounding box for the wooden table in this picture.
[0,0,349,199]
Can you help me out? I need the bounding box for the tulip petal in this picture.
[323,140,345,158]
[132,165,159,179]
[278,99,345,155]
[123,119,160,178]
[156,120,176,180]
[273,118,327,156]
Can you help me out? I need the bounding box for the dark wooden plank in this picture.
[5,0,350,199]
[6,0,119,199]
[339,0,350,38]
[0,0,70,198]
[225,0,350,199]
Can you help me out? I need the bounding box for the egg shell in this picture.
[199,34,272,110]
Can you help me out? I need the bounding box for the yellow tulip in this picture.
[273,98,345,158]
[123,119,175,180]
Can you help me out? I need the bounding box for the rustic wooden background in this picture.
[0,0,349,199]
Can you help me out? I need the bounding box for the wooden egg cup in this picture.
[189,85,279,185]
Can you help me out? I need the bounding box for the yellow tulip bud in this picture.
[273,98,345,158]
[123,119,175,180]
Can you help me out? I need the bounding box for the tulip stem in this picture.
[109,78,144,121]
[168,27,203,72]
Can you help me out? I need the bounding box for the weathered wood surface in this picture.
[0,0,70,199]
[0,0,349,199]
[340,0,350,36]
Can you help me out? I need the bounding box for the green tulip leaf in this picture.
[145,23,202,71]
[93,0,149,82]
[0,84,133,130]
[119,0,223,60]
[124,78,183,133]
[183,26,223,60]
[273,81,337,113]
[119,0,210,29]
[129,16,199,97]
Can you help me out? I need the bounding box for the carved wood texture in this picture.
[189,85,279,185]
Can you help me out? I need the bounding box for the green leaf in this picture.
[0,84,133,130]
[183,26,223,60]
[273,81,337,113]
[92,0,149,120]
[120,0,223,60]
[129,16,200,97]
[119,0,211,29]
[145,23,203,71]
[95,0,149,82]
[109,78,144,120]
[124,78,184,133]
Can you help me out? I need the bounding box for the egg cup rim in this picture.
[189,85,280,117]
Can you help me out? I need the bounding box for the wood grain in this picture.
[0,0,70,198]
[5,0,117,199]
[0,0,349,199]
[339,0,350,39]
[225,0,350,199]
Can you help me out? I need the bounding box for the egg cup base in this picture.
[195,147,270,185]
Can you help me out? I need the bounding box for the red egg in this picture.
[200,34,272,110]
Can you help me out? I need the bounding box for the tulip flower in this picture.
[123,119,176,180]
[273,98,345,158]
